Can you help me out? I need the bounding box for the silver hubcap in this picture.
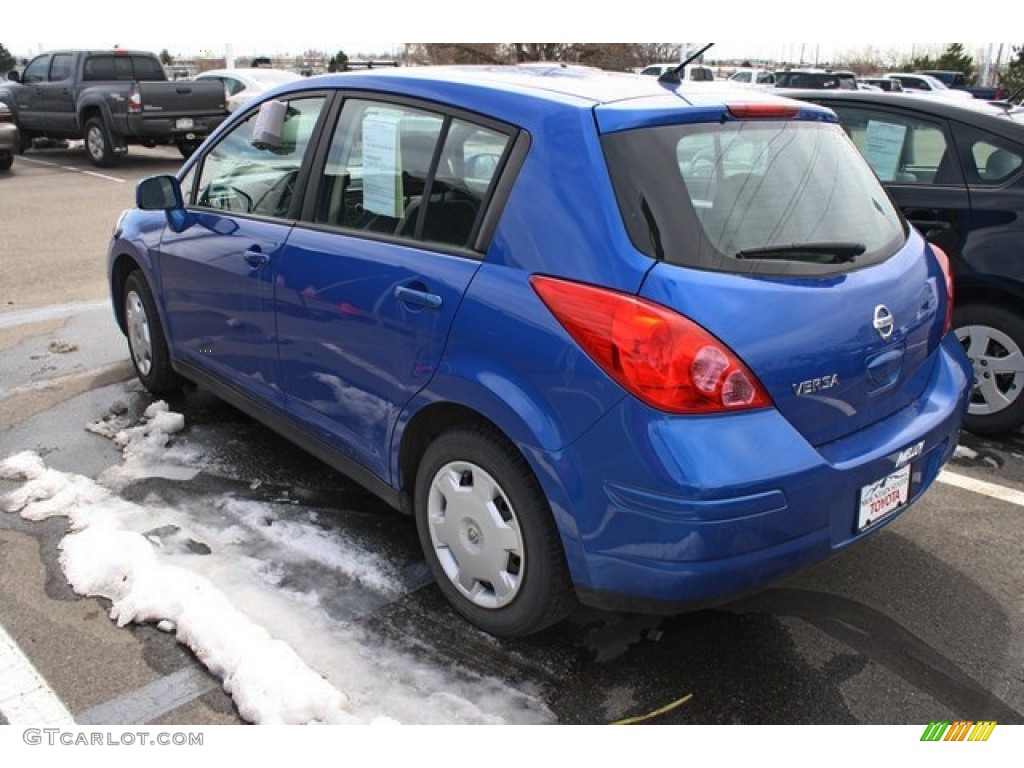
[125,290,153,377]
[86,126,104,159]
[427,461,524,609]
[956,324,1024,416]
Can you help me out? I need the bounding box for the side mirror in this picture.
[137,174,183,211]
[7,70,20,83]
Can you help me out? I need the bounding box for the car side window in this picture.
[314,100,510,249]
[951,123,1024,186]
[49,54,73,82]
[191,96,325,219]
[22,56,49,84]
[830,106,958,185]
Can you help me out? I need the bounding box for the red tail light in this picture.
[0,110,12,124]
[931,243,954,335]
[531,276,772,414]
[128,84,142,114]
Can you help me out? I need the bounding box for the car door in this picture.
[825,101,971,260]
[35,53,76,133]
[157,94,328,407]
[13,54,51,131]
[275,97,512,481]
[948,121,1024,284]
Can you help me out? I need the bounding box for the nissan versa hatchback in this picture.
[107,66,971,637]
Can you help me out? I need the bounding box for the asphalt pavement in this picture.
[0,144,1022,728]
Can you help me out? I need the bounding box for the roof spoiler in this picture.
[658,43,715,86]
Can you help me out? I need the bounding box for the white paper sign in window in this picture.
[361,111,403,217]
[863,120,907,182]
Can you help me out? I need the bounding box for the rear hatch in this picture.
[599,101,948,446]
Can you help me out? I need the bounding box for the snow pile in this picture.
[87,400,204,488]
[1,399,555,725]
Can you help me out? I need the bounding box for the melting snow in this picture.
[1,400,554,725]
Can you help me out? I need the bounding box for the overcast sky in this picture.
[2,2,1013,60]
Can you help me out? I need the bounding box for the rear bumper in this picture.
[0,124,18,153]
[122,114,227,140]
[534,334,971,612]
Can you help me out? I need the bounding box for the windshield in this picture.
[602,119,906,276]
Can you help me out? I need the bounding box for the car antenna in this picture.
[658,43,715,86]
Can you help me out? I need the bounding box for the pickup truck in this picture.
[916,70,1007,100]
[0,49,229,167]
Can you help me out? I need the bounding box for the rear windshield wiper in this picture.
[734,242,865,263]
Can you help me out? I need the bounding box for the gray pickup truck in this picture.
[0,49,229,167]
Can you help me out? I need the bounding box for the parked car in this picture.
[726,68,775,88]
[774,68,857,90]
[193,67,302,112]
[785,89,1024,434]
[916,70,1007,101]
[881,73,975,101]
[108,65,970,637]
[859,76,904,93]
[639,63,714,81]
[0,101,18,170]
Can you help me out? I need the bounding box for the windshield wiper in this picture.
[734,242,865,263]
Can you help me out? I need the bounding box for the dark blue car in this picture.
[107,65,971,637]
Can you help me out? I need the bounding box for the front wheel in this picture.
[954,302,1024,435]
[177,139,201,159]
[414,427,575,637]
[84,117,118,167]
[123,271,182,394]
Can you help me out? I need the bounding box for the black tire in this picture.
[0,152,12,171]
[122,271,182,394]
[954,302,1024,435]
[177,139,201,160]
[84,117,118,167]
[414,426,575,637]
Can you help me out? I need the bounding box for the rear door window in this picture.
[49,54,73,82]
[828,105,961,185]
[313,98,510,250]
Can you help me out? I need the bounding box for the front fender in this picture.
[107,209,171,332]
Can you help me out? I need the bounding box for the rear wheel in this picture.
[414,427,575,637]
[954,302,1024,435]
[123,271,182,394]
[84,117,118,167]
[0,152,12,171]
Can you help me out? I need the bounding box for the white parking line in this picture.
[0,300,109,330]
[16,155,125,183]
[938,469,1024,507]
[0,623,75,726]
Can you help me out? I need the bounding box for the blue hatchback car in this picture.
[108,65,971,637]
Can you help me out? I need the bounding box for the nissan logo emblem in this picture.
[873,304,894,339]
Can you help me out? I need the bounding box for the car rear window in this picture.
[602,119,907,276]
[83,55,166,81]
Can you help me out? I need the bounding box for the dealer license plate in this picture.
[857,465,910,531]
[176,118,194,130]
